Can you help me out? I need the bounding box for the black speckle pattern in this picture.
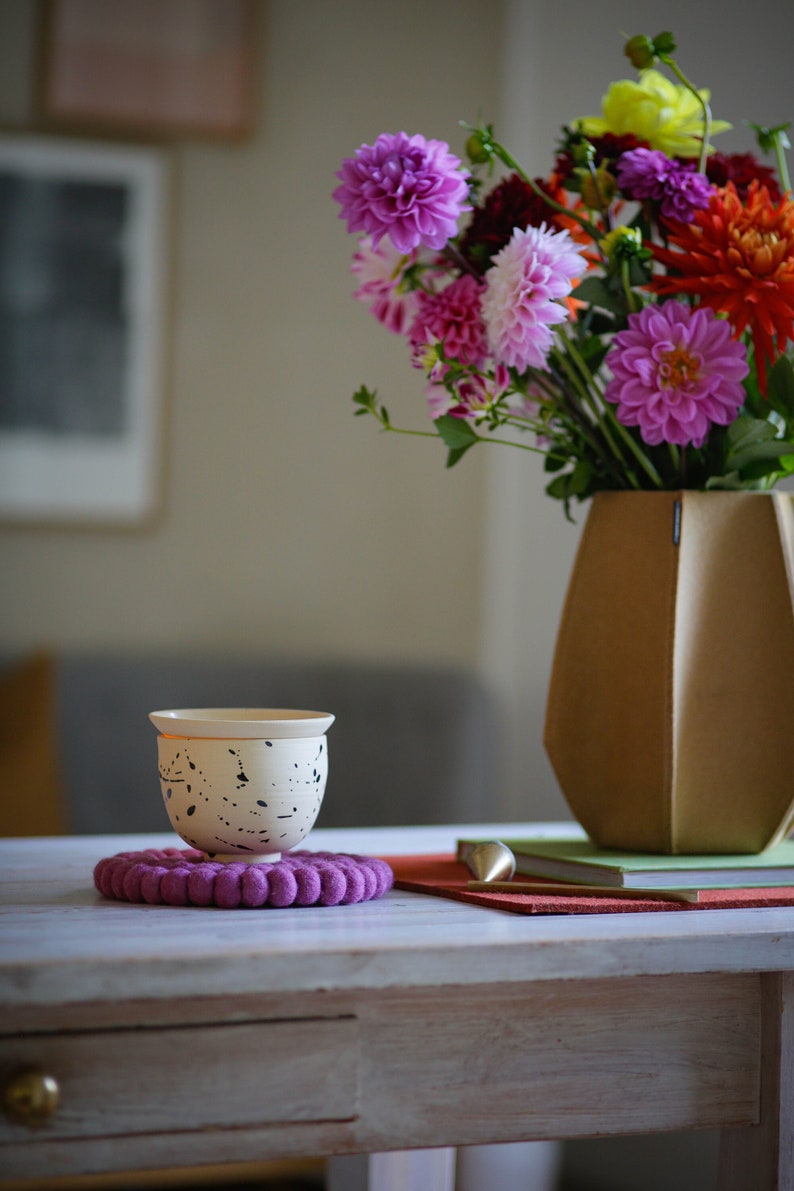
[157,733,330,859]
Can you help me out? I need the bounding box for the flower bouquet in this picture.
[334,33,794,516]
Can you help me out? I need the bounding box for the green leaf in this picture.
[352,385,377,410]
[545,475,570,500]
[571,276,624,316]
[725,415,775,455]
[544,453,567,473]
[705,472,746,490]
[545,460,594,502]
[728,436,794,473]
[567,459,596,496]
[767,356,794,420]
[445,444,476,468]
[626,256,652,286]
[434,414,480,450]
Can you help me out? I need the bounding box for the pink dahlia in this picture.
[333,132,470,254]
[604,299,749,448]
[351,236,420,335]
[409,274,488,368]
[481,224,587,371]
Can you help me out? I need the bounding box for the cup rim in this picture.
[149,708,335,739]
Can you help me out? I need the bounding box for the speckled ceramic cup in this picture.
[149,709,334,863]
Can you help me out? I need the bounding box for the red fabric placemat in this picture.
[384,854,794,914]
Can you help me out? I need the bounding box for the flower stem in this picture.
[775,137,792,194]
[486,137,604,241]
[557,328,665,488]
[621,258,641,313]
[367,408,549,457]
[551,339,639,487]
[659,54,712,172]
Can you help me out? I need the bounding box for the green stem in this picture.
[775,138,792,194]
[586,161,612,229]
[671,440,685,481]
[551,341,639,487]
[441,242,483,280]
[659,54,712,172]
[602,400,665,487]
[557,329,665,488]
[620,258,641,314]
[488,138,603,241]
[372,413,549,457]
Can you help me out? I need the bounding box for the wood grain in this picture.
[2,825,793,1189]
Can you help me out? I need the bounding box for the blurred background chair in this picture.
[0,649,499,837]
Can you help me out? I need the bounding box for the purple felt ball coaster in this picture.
[93,848,394,909]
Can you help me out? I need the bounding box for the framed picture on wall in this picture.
[38,0,257,139]
[0,134,170,527]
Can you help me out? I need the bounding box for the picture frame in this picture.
[0,133,170,527]
[38,0,257,140]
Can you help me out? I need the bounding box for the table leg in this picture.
[717,972,794,1190]
[455,1140,561,1190]
[327,1148,456,1191]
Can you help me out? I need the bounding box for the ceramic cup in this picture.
[148,708,335,863]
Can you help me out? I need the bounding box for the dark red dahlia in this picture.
[458,172,565,270]
[704,152,782,202]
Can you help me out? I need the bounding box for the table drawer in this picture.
[0,1016,358,1142]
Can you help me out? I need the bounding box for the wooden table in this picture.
[2,823,794,1190]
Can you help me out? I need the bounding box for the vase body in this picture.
[544,490,794,854]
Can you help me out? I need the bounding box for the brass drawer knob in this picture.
[2,1069,61,1126]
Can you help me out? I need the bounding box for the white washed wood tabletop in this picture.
[4,822,794,1010]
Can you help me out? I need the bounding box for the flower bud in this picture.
[600,226,649,270]
[624,35,656,69]
[571,139,596,167]
[580,167,616,210]
[466,132,492,165]
[652,31,677,56]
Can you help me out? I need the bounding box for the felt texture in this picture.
[386,854,794,914]
[94,848,393,908]
[544,491,794,854]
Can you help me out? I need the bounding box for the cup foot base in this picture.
[202,851,282,864]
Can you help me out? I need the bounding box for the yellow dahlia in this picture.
[651,182,794,392]
[575,70,730,159]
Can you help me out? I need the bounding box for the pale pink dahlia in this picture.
[604,300,749,448]
[351,236,419,335]
[426,364,510,422]
[409,274,488,368]
[333,132,470,254]
[481,224,587,371]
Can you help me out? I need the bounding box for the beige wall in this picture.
[1,0,791,830]
[0,0,496,665]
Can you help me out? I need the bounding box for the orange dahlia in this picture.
[650,181,794,392]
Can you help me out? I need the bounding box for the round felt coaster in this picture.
[94,848,394,909]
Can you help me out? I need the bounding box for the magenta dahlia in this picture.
[604,300,749,448]
[616,148,712,221]
[481,224,587,371]
[333,132,470,254]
